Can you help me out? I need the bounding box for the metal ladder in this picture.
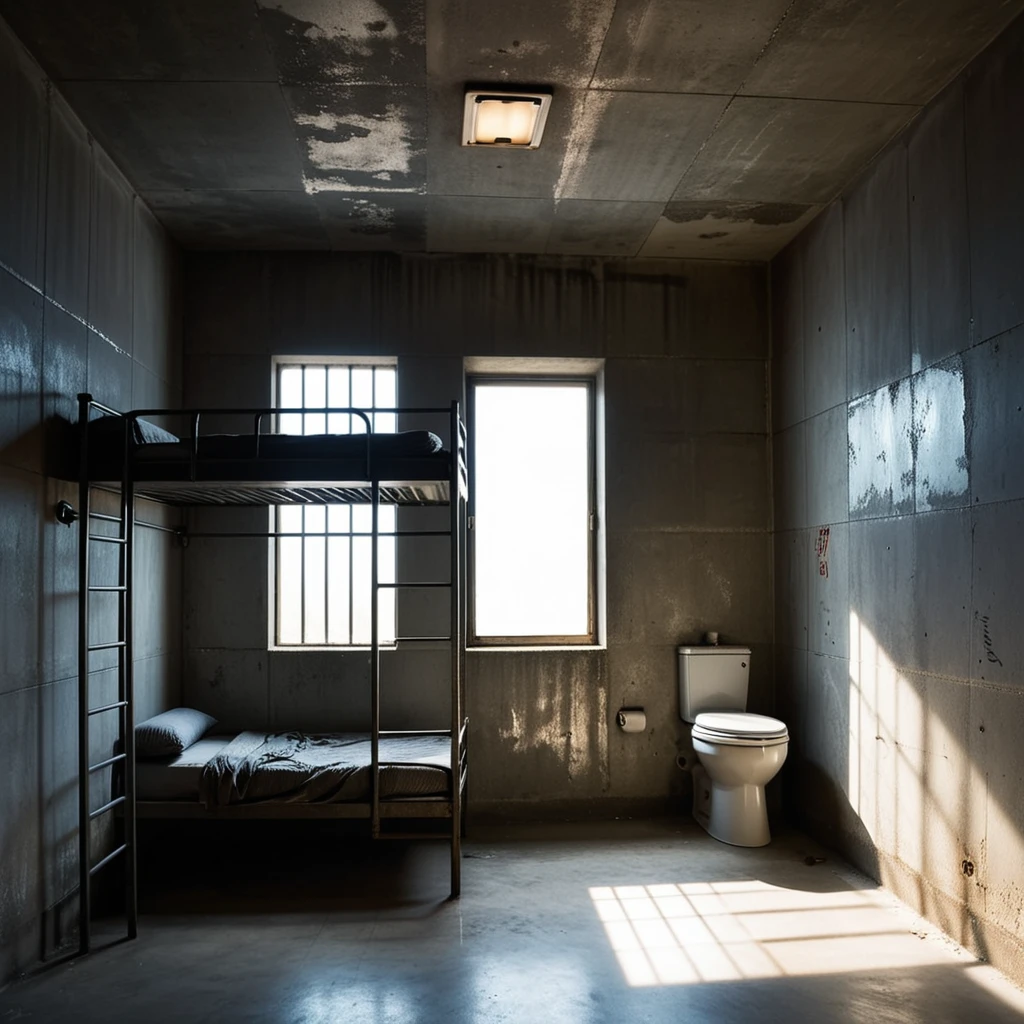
[77,395,137,954]
[368,402,467,897]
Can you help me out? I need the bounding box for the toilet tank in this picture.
[677,646,751,723]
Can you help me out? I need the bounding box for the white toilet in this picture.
[679,645,788,848]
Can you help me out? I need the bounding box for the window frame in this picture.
[270,356,398,649]
[467,374,597,648]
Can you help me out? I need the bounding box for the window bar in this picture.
[348,369,355,646]
[344,365,351,437]
[370,479,381,838]
[276,505,282,645]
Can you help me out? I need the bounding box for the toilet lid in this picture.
[693,712,788,741]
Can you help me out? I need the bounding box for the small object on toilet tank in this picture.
[617,708,646,733]
[704,631,719,645]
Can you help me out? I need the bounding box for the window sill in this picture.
[269,645,399,653]
[467,645,606,653]
[268,644,607,653]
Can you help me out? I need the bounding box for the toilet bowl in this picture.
[690,711,788,847]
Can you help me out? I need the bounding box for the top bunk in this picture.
[79,395,468,507]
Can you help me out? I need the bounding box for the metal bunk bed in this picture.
[73,393,469,954]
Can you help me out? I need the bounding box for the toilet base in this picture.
[700,780,771,848]
[691,763,712,833]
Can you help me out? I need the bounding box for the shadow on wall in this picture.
[43,412,79,482]
[0,406,80,483]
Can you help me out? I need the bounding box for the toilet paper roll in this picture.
[617,709,646,733]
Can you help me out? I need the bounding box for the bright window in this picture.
[470,377,594,644]
[274,361,397,646]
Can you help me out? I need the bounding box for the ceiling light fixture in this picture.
[462,89,552,149]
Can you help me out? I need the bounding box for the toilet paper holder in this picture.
[616,707,646,733]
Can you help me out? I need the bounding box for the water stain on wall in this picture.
[911,358,969,512]
[285,85,427,195]
[848,377,914,519]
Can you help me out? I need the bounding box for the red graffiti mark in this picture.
[816,527,830,579]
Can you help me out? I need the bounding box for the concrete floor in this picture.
[2,819,1023,1023]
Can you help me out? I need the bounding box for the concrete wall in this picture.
[0,18,182,983]
[182,252,772,815]
[771,16,1024,985]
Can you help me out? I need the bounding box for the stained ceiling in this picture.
[4,0,1021,260]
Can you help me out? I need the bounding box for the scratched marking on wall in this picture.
[816,527,830,579]
[980,614,1003,666]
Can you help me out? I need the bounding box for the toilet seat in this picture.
[692,712,788,747]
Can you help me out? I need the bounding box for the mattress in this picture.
[136,732,452,806]
[136,734,234,801]
[87,420,450,485]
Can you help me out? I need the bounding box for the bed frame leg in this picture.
[450,831,461,899]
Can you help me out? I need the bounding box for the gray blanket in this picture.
[198,731,452,808]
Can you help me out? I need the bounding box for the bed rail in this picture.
[81,400,468,507]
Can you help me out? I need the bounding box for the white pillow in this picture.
[135,708,217,759]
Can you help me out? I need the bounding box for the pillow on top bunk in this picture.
[89,414,180,446]
[134,419,180,445]
[136,708,217,758]
[369,430,444,456]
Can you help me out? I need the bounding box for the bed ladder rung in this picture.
[89,535,127,545]
[393,636,451,643]
[89,795,126,821]
[89,585,127,593]
[88,700,127,717]
[89,753,126,774]
[376,582,450,589]
[375,832,449,841]
[88,640,126,651]
[378,730,452,738]
[89,843,128,876]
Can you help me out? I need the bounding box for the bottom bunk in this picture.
[137,731,453,810]
[126,712,467,894]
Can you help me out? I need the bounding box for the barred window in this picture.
[273,360,397,646]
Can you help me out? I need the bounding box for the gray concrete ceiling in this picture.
[4,0,1021,260]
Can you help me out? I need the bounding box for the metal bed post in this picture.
[77,394,92,955]
[449,400,462,898]
[460,417,469,835]
[370,477,381,840]
[123,425,138,938]
[459,413,469,843]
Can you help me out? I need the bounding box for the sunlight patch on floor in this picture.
[590,878,970,987]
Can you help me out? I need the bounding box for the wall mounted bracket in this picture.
[55,500,78,527]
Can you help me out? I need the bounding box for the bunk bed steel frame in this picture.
[76,394,469,954]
